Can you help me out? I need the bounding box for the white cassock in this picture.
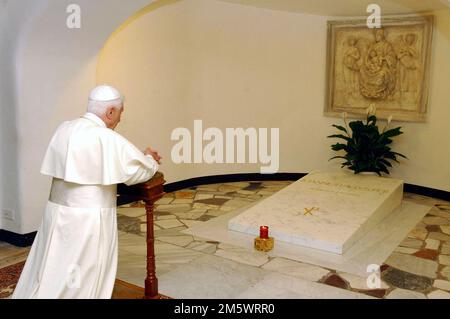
[12,112,159,299]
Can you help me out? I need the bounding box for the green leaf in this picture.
[382,127,403,138]
[377,162,390,175]
[331,143,347,151]
[329,156,346,161]
[384,152,399,163]
[331,124,348,134]
[327,134,352,142]
[367,115,377,125]
[392,151,407,159]
[380,159,392,167]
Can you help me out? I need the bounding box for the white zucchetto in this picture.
[89,85,121,102]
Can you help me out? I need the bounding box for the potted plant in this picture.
[328,105,407,176]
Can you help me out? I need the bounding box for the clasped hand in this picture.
[144,147,162,164]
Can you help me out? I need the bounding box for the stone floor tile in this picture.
[323,274,348,289]
[361,289,387,298]
[194,193,214,200]
[385,288,427,299]
[422,217,450,226]
[156,215,177,221]
[197,215,216,222]
[399,238,423,249]
[242,182,264,191]
[226,182,251,188]
[179,219,203,228]
[174,191,196,199]
[218,185,242,192]
[436,204,450,211]
[262,258,329,282]
[222,198,254,208]
[117,207,146,218]
[155,204,192,214]
[407,228,428,241]
[425,238,440,250]
[192,202,221,210]
[157,235,194,247]
[214,246,269,267]
[382,268,433,291]
[155,219,184,229]
[172,199,194,204]
[427,289,450,299]
[426,225,441,233]
[433,279,450,291]
[186,242,217,254]
[394,247,418,254]
[428,209,450,219]
[194,198,230,206]
[440,266,450,279]
[442,243,450,254]
[441,226,450,235]
[154,226,187,238]
[155,197,174,205]
[413,222,427,230]
[173,209,206,220]
[413,249,439,261]
[386,253,438,278]
[219,206,236,212]
[439,255,450,266]
[205,209,228,217]
[237,190,257,195]
[428,232,450,242]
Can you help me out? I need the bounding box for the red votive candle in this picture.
[260,226,269,239]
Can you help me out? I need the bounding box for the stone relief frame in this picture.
[324,15,434,122]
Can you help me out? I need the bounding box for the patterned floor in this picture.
[1,180,450,298]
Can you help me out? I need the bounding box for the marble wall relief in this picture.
[325,16,433,122]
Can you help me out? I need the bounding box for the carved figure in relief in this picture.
[342,37,361,95]
[396,33,420,96]
[359,29,397,100]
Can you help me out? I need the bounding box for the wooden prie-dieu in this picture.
[117,171,166,299]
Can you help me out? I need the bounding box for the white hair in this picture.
[87,98,123,116]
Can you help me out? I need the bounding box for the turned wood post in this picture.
[144,199,158,298]
[117,172,166,299]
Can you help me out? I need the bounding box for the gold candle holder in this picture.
[254,236,274,252]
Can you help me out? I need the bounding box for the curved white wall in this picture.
[1,0,154,234]
[0,0,48,233]
[97,0,450,191]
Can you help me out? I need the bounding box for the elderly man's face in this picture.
[106,104,124,130]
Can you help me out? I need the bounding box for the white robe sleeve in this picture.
[108,132,160,186]
[123,155,159,186]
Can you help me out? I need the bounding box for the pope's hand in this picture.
[144,147,162,164]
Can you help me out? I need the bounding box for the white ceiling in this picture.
[220,0,450,16]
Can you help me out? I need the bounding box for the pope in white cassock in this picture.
[12,85,161,299]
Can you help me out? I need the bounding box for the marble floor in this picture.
[1,180,450,299]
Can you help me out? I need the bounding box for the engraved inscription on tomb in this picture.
[300,178,389,195]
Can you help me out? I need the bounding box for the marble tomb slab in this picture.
[228,171,403,254]
[183,200,431,277]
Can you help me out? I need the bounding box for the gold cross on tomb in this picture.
[303,207,319,216]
